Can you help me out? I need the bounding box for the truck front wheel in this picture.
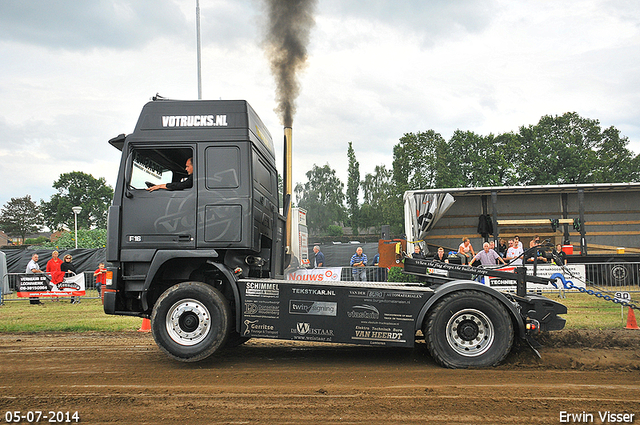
[151,282,231,362]
[425,290,513,368]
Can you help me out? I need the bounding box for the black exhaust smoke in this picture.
[262,0,317,127]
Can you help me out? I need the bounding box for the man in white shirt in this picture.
[25,253,44,305]
[505,239,524,265]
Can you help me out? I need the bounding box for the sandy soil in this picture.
[0,329,638,424]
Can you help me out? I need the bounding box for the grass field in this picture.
[0,291,635,332]
[554,291,635,329]
[0,298,141,332]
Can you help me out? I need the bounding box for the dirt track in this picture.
[0,330,638,424]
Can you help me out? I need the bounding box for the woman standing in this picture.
[46,251,65,288]
[60,254,79,304]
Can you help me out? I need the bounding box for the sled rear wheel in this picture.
[425,290,513,368]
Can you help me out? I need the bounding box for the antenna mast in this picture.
[196,0,202,99]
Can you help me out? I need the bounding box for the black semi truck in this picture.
[103,98,566,368]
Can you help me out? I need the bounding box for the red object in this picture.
[378,239,407,269]
[138,318,151,332]
[625,308,639,330]
[46,258,65,284]
[562,245,573,255]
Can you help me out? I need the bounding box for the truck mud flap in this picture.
[103,289,117,315]
[103,268,118,315]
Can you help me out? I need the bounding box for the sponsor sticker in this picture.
[245,281,280,298]
[243,319,278,338]
[289,300,337,316]
[291,322,335,342]
[244,300,280,319]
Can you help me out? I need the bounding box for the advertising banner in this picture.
[285,267,342,282]
[240,279,433,347]
[487,264,586,292]
[17,273,86,298]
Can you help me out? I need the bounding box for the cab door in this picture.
[120,145,196,251]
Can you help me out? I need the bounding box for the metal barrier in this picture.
[340,266,389,282]
[583,262,639,292]
[1,272,101,303]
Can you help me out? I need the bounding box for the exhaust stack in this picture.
[284,126,293,253]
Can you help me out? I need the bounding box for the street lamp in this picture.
[72,206,82,249]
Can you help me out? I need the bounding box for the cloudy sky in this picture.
[1,0,639,211]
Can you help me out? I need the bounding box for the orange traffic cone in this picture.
[625,308,639,330]
[138,318,151,332]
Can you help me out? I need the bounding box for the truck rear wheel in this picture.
[151,282,231,362]
[425,290,513,368]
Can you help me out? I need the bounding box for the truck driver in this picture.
[147,157,193,192]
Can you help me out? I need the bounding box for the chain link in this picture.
[560,268,640,311]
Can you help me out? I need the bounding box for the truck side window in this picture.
[253,151,275,195]
[128,148,193,190]
[205,146,240,189]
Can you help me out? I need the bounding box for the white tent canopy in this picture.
[404,190,456,253]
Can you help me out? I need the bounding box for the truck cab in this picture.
[105,99,286,319]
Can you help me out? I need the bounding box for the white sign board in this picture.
[285,267,342,282]
[487,264,586,292]
[614,291,630,303]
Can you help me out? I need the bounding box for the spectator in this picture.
[94,262,107,297]
[553,244,567,266]
[529,235,541,248]
[412,245,426,259]
[432,246,449,263]
[498,238,508,257]
[46,251,65,289]
[527,235,547,263]
[489,241,501,263]
[312,246,325,268]
[372,252,383,281]
[458,237,475,264]
[505,239,524,266]
[469,242,506,267]
[61,254,79,304]
[350,247,367,281]
[514,235,523,250]
[26,253,44,305]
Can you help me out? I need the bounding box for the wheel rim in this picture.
[445,308,495,357]
[165,298,211,346]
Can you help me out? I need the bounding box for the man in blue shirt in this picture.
[313,245,325,268]
[350,247,367,281]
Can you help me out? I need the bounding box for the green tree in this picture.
[40,171,114,230]
[516,113,601,185]
[446,130,520,187]
[0,195,43,243]
[393,130,447,192]
[361,164,394,231]
[593,125,640,183]
[390,130,448,233]
[346,142,361,235]
[295,164,346,233]
[41,228,107,249]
